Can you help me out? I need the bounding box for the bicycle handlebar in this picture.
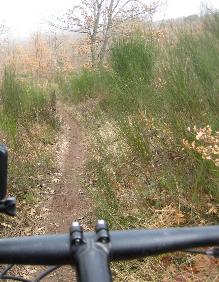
[0,223,218,281]
[0,225,218,265]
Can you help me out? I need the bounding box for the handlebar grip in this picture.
[0,144,8,200]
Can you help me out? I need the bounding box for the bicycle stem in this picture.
[74,242,112,282]
[71,220,112,282]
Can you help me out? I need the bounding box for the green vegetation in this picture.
[58,12,219,281]
[1,68,57,127]
[57,69,111,104]
[0,67,57,202]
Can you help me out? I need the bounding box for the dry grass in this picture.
[68,99,219,281]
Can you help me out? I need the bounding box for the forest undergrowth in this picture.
[0,67,58,239]
[57,12,219,281]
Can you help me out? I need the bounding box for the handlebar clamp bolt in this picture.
[70,221,83,246]
[95,220,110,243]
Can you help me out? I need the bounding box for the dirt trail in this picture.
[47,104,91,232]
[42,103,92,281]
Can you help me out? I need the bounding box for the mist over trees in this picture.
[49,0,160,68]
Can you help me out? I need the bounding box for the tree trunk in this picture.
[98,0,114,67]
[91,35,97,68]
[90,0,103,68]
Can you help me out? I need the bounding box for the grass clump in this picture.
[57,69,112,104]
[0,66,58,209]
[1,67,57,127]
[110,35,155,85]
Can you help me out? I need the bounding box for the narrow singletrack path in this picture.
[47,103,91,232]
[42,103,92,281]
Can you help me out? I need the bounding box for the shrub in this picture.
[57,69,111,104]
[0,67,56,127]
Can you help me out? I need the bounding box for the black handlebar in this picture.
[110,225,219,259]
[0,225,218,265]
[0,224,218,282]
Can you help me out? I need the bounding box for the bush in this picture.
[110,35,155,85]
[57,69,111,104]
[0,67,56,127]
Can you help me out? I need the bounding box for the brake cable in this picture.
[184,247,219,258]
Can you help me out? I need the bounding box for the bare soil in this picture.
[42,103,93,281]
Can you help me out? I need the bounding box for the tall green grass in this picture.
[0,67,57,201]
[110,36,155,85]
[1,67,57,128]
[162,31,219,132]
[57,69,112,104]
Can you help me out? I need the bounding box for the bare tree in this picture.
[49,0,160,68]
